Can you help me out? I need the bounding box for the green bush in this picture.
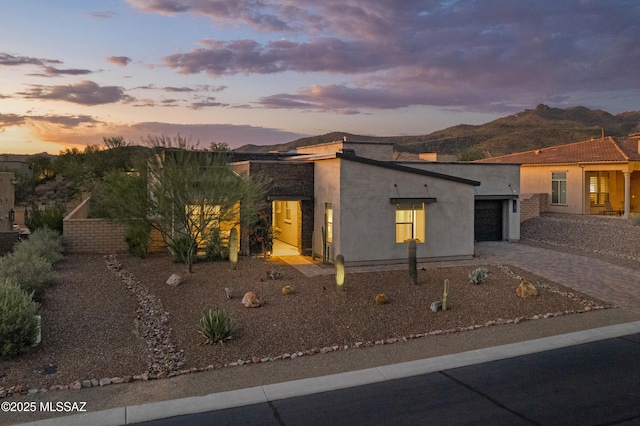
[0,278,40,359]
[125,223,151,258]
[13,228,64,265]
[25,202,66,233]
[169,236,196,265]
[204,232,229,261]
[198,307,236,344]
[0,252,58,302]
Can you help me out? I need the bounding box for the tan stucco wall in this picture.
[297,141,394,161]
[313,158,475,264]
[313,158,341,260]
[520,165,585,214]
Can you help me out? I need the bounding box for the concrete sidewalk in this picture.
[19,320,640,425]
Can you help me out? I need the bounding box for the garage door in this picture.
[474,200,503,241]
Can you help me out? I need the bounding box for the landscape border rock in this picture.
[0,260,616,398]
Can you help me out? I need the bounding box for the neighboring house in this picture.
[478,135,640,217]
[0,172,16,231]
[232,140,520,266]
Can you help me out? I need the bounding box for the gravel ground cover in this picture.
[0,249,612,396]
[521,213,640,270]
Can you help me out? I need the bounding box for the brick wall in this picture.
[63,197,128,253]
[520,193,549,223]
[63,218,128,253]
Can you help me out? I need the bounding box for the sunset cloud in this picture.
[18,80,133,105]
[106,56,132,66]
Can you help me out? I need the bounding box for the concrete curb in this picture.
[19,320,640,426]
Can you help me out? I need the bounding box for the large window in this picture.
[395,203,425,243]
[588,172,610,206]
[325,203,333,243]
[551,172,567,205]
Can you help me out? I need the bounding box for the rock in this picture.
[375,293,389,305]
[99,378,112,387]
[430,301,443,312]
[267,270,282,280]
[69,381,82,390]
[516,281,538,298]
[81,380,92,388]
[111,377,124,384]
[91,379,99,387]
[281,285,293,295]
[166,273,183,287]
[241,291,263,308]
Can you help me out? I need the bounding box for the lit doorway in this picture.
[271,200,301,255]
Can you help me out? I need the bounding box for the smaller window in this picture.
[395,203,425,243]
[325,203,333,243]
[551,172,567,205]
[284,201,292,223]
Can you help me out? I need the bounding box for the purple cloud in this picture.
[0,112,99,130]
[0,53,62,67]
[18,80,133,105]
[106,56,132,66]
[147,0,640,113]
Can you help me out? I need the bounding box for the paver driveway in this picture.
[477,241,640,312]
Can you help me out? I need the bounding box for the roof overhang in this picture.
[390,197,437,204]
[475,195,518,200]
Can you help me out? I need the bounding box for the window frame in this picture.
[325,203,333,243]
[551,172,567,205]
[395,202,425,244]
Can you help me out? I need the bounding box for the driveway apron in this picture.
[476,241,640,312]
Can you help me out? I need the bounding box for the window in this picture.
[395,203,425,243]
[284,201,292,223]
[551,172,567,205]
[325,203,333,243]
[588,172,610,206]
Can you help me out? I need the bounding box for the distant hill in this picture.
[235,104,640,159]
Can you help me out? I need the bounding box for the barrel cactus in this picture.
[229,228,238,270]
[335,254,345,291]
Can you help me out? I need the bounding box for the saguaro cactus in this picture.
[229,227,238,270]
[408,239,417,285]
[442,279,449,311]
[335,254,345,291]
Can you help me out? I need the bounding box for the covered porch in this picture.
[583,165,640,217]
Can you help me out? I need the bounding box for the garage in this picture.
[474,200,503,241]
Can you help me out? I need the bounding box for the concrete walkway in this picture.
[476,241,640,312]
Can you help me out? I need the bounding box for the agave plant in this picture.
[198,307,236,345]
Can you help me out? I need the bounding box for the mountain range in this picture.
[235,104,640,159]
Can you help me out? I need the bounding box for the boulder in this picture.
[166,273,183,287]
[516,281,538,298]
[241,291,263,308]
[430,301,443,312]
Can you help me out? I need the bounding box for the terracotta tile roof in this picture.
[477,137,640,165]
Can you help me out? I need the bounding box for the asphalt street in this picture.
[136,332,640,426]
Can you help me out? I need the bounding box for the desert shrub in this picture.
[0,278,40,359]
[204,232,229,261]
[469,267,489,285]
[0,252,58,302]
[125,222,151,258]
[25,202,66,233]
[169,236,196,265]
[13,228,64,265]
[198,307,236,344]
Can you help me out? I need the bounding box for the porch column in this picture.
[624,171,631,218]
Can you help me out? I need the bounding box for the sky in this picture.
[1,0,640,155]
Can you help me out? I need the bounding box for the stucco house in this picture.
[478,135,640,218]
[232,140,521,265]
